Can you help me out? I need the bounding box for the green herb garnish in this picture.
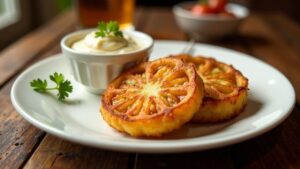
[30,72,73,101]
[95,21,123,38]
[198,0,208,5]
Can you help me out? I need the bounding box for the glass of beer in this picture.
[76,0,135,30]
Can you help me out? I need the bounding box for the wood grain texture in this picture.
[0,10,76,87]
[0,77,45,169]
[136,7,187,40]
[134,148,234,169]
[0,44,67,169]
[262,13,300,52]
[23,135,132,169]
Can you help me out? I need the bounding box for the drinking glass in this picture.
[76,0,135,29]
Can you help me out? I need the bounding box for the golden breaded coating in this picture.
[101,58,204,137]
[174,54,248,122]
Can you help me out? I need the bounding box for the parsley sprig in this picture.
[95,21,123,38]
[30,72,73,101]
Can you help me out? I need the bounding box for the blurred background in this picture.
[0,0,299,51]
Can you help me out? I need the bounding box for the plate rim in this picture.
[11,40,296,153]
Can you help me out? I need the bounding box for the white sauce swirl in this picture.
[71,31,141,54]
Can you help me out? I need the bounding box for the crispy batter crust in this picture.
[101,58,204,137]
[192,89,247,122]
[174,54,248,122]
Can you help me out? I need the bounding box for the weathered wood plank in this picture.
[0,44,64,169]
[137,7,187,40]
[23,135,132,169]
[263,13,300,52]
[134,148,234,169]
[0,10,76,87]
[0,78,45,169]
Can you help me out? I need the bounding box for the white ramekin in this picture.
[173,2,249,40]
[61,29,153,94]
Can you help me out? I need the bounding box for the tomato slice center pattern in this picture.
[108,59,195,118]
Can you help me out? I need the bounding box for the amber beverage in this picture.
[77,0,135,29]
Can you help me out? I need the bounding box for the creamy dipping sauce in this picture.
[71,31,141,54]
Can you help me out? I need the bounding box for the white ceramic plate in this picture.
[11,41,295,153]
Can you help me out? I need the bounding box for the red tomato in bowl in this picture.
[208,0,227,12]
[191,5,214,15]
[191,0,228,15]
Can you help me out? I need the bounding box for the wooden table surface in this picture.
[1,7,300,169]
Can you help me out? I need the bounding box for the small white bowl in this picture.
[173,2,249,40]
[61,29,153,94]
